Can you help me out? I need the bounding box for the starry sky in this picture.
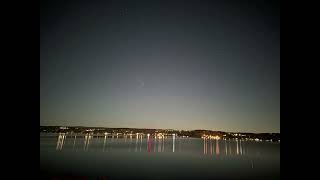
[40,0,280,133]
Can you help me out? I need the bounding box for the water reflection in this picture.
[72,135,76,149]
[44,134,280,180]
[84,134,92,151]
[52,133,269,157]
[173,134,175,152]
[147,134,152,153]
[56,133,66,150]
[237,139,239,155]
[202,138,250,156]
[140,136,142,152]
[158,138,161,152]
[162,137,165,152]
[202,139,223,156]
[225,140,227,155]
[216,140,219,155]
[103,135,107,152]
[203,138,206,154]
[129,134,132,152]
[135,135,138,152]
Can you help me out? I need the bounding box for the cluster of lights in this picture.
[201,134,221,140]
[155,133,165,139]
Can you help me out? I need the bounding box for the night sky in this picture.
[40,0,279,133]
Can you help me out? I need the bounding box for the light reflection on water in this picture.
[48,133,278,158]
[203,138,247,156]
[41,133,280,179]
[55,133,66,150]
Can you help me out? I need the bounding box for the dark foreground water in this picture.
[40,133,280,180]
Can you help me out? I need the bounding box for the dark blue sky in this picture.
[40,0,279,133]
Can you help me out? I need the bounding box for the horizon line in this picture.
[40,124,280,134]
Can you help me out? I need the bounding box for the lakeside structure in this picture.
[40,126,280,142]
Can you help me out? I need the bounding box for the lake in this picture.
[40,133,280,180]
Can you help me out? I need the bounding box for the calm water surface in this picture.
[40,133,280,180]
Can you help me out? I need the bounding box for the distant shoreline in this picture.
[39,125,280,134]
[40,126,280,141]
